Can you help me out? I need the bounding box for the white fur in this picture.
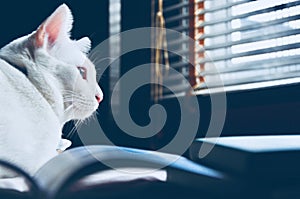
[0,4,103,177]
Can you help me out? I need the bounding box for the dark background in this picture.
[1,1,300,152]
[0,1,108,48]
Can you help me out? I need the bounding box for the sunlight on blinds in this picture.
[198,0,300,89]
[154,0,300,98]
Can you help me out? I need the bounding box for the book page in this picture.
[71,168,167,189]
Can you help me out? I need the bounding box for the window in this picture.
[153,0,300,98]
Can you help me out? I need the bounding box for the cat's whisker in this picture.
[89,54,101,64]
[64,105,74,113]
[89,50,114,62]
[63,94,90,103]
[65,108,83,138]
[64,99,96,111]
[66,120,80,138]
[62,91,78,96]
[62,91,76,95]
[87,50,98,60]
[62,91,85,98]
[74,116,84,132]
[90,57,115,66]
[62,96,76,100]
[63,99,74,103]
[95,68,106,74]
[74,120,82,129]
[92,112,98,121]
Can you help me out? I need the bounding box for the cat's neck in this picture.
[0,39,67,126]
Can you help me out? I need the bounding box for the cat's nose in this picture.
[95,94,103,103]
[95,87,103,104]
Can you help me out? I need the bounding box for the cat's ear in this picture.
[76,37,91,54]
[35,4,73,48]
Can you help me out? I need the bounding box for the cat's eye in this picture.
[77,66,87,80]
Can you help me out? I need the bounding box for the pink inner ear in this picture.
[45,11,64,44]
[35,4,73,48]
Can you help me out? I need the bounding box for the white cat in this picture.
[0,4,103,177]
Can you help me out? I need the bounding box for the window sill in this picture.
[194,77,300,96]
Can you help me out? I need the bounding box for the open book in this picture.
[0,145,236,199]
[4,135,300,198]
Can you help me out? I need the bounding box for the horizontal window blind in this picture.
[155,0,300,97]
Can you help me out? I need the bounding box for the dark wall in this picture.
[99,0,154,149]
[0,1,108,48]
[222,84,300,136]
[155,83,300,150]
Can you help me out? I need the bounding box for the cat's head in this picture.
[0,4,103,123]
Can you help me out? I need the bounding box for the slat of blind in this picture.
[168,37,189,48]
[197,42,300,65]
[200,55,300,76]
[198,70,300,89]
[167,49,190,59]
[164,1,189,13]
[203,29,300,51]
[198,14,300,40]
[165,13,189,24]
[172,24,189,32]
[170,61,189,69]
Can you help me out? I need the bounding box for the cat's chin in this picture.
[75,112,95,121]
